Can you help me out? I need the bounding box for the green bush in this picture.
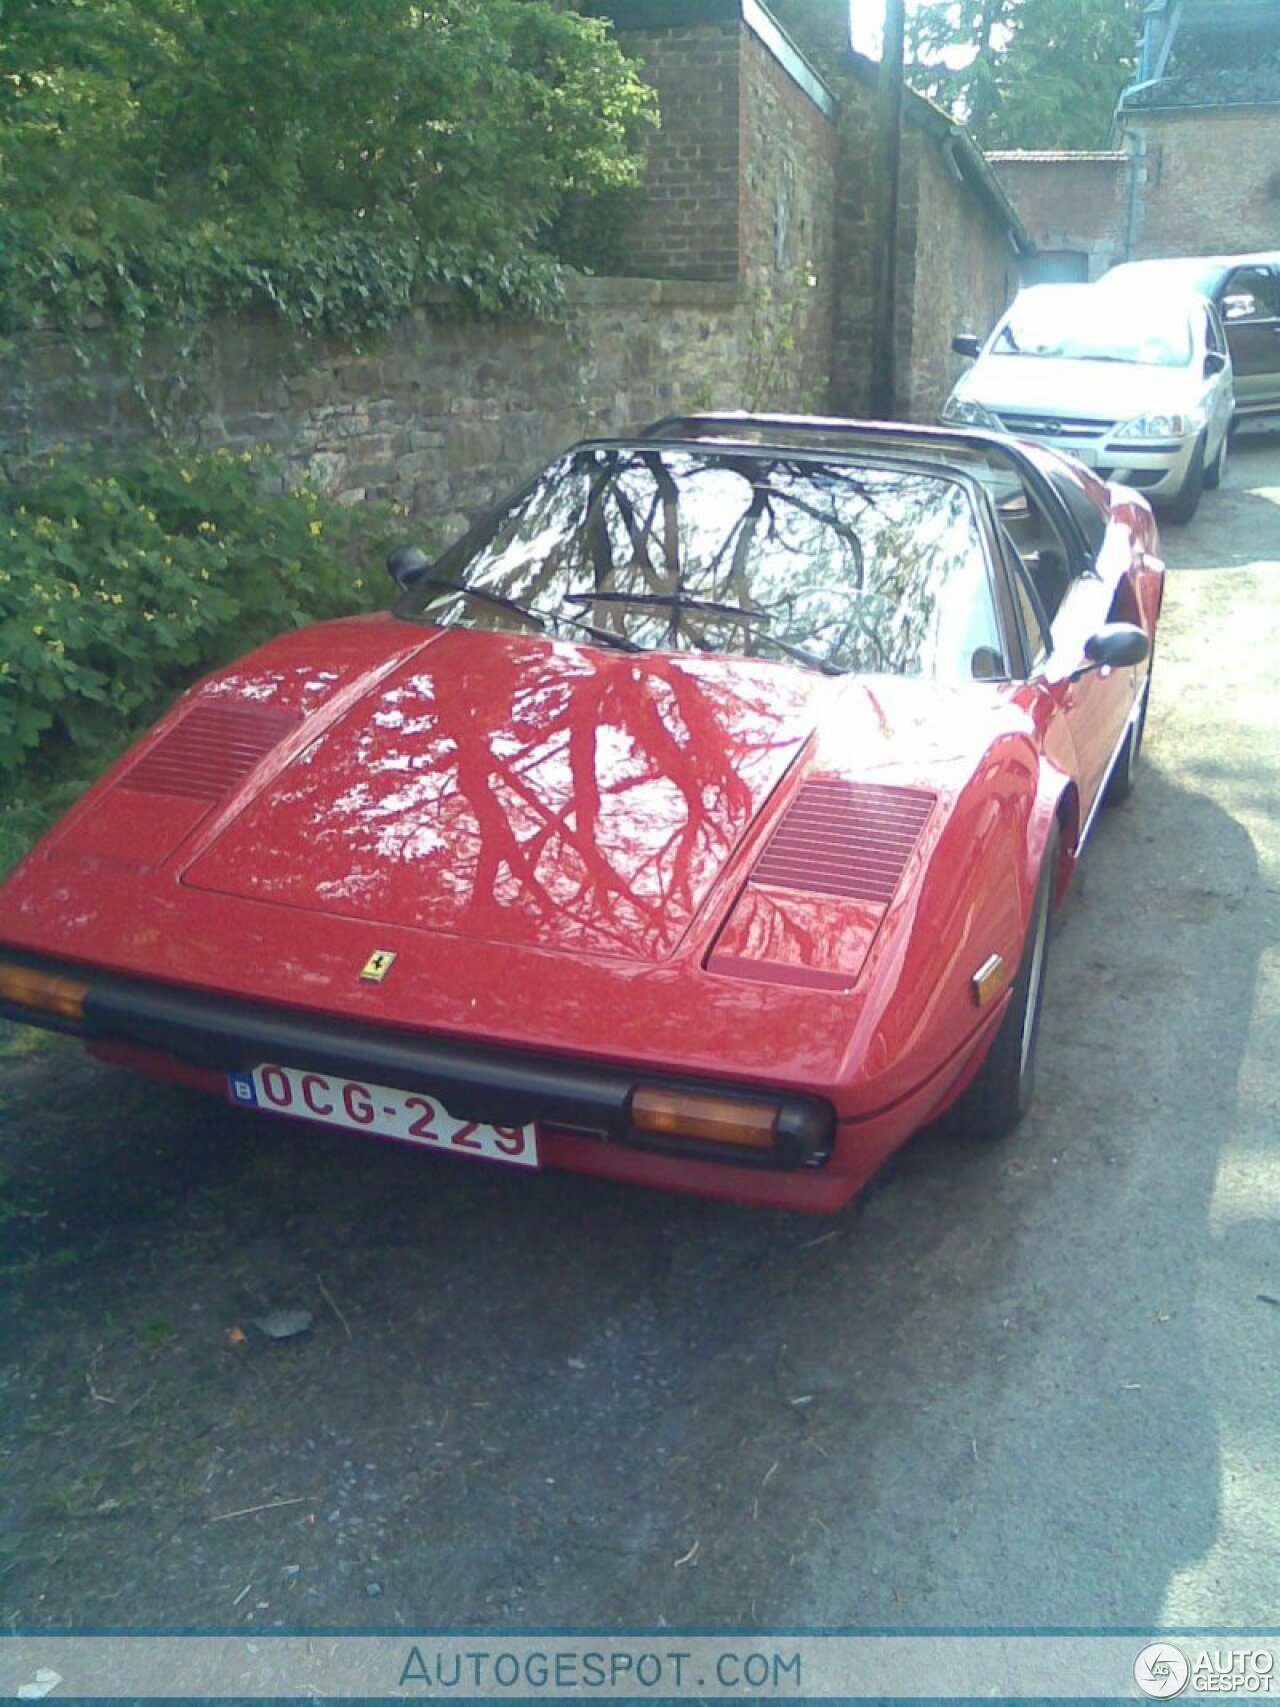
[0,443,393,785]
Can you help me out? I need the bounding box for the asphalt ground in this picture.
[0,435,1277,1633]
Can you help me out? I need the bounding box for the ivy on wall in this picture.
[0,0,657,368]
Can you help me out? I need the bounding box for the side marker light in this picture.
[971,953,1007,1008]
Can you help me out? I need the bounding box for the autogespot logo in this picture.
[1136,1643,1191,1698]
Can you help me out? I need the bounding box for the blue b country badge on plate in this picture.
[228,1071,259,1107]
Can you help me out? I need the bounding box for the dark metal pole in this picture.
[869,0,906,417]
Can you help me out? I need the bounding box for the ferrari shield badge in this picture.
[359,949,397,983]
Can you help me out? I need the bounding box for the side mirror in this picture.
[1204,350,1227,377]
[387,544,432,592]
[952,332,981,360]
[1072,621,1150,680]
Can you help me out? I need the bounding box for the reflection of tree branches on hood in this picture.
[437,652,669,952]
[433,647,778,956]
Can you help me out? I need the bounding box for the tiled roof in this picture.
[1123,17,1280,109]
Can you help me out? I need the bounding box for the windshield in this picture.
[402,446,1004,680]
[993,293,1193,367]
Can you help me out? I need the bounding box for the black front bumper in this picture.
[1,951,834,1170]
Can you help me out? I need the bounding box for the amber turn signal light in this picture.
[0,962,90,1023]
[630,1086,779,1151]
[971,952,1007,1008]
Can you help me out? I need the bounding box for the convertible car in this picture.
[0,416,1162,1212]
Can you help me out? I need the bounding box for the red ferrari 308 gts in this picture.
[0,416,1162,1211]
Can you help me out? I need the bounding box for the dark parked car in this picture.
[1099,253,1280,425]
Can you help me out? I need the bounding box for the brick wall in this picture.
[989,154,1128,278]
[1127,108,1280,257]
[991,110,1280,272]
[607,18,744,281]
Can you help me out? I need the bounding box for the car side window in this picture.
[994,492,1075,623]
[1002,543,1051,673]
[1222,266,1278,322]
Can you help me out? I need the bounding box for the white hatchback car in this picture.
[942,283,1234,524]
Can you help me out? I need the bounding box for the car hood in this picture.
[957,353,1199,419]
[179,627,827,963]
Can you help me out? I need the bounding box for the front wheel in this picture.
[1163,436,1205,525]
[1104,664,1151,808]
[949,829,1059,1141]
[1204,429,1228,491]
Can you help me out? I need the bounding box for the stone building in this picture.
[990,0,1280,278]
[1116,0,1280,258]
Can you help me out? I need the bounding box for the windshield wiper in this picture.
[564,591,843,676]
[418,580,643,653]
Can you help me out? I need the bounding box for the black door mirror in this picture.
[387,544,432,592]
[1204,350,1227,377]
[952,332,981,360]
[1073,621,1150,680]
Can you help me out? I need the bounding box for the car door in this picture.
[1201,301,1235,456]
[1219,263,1280,412]
[1006,457,1138,829]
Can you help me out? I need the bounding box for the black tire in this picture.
[1204,429,1227,491]
[1104,665,1151,808]
[1164,435,1205,525]
[949,829,1059,1141]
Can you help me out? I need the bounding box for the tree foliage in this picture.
[905,0,1144,149]
[0,0,656,349]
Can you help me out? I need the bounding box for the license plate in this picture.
[228,1064,539,1168]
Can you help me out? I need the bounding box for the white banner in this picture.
[2,1633,1278,1701]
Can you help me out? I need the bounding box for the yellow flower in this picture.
[179,468,195,484]
[197,520,217,534]
[308,520,323,537]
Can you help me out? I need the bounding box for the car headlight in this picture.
[941,395,1002,431]
[1112,411,1190,441]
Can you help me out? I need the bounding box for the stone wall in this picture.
[830,97,1024,419]
[738,23,839,406]
[828,96,878,417]
[903,137,1022,419]
[0,279,755,528]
